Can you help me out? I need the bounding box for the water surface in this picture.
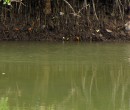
[0,42,130,110]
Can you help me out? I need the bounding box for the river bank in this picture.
[0,0,130,41]
[0,15,129,42]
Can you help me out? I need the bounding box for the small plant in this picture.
[0,97,9,110]
[3,0,11,5]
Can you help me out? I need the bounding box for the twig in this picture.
[11,0,26,13]
[63,0,89,17]
[92,0,99,20]
[63,0,75,13]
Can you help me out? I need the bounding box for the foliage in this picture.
[3,0,11,5]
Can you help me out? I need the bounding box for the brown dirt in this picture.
[0,16,130,42]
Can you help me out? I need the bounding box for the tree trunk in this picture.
[45,0,51,15]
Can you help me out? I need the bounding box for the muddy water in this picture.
[0,42,130,110]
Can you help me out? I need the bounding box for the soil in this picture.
[0,16,130,42]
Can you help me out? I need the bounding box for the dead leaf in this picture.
[60,12,64,16]
[106,29,112,33]
[14,28,19,31]
[92,33,95,35]
[28,28,32,31]
[96,29,100,32]
[76,36,80,41]
[62,37,65,40]
[67,38,69,40]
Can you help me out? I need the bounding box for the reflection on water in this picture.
[0,42,130,110]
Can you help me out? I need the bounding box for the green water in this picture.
[0,42,130,110]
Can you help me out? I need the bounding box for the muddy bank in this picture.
[0,0,130,41]
[0,0,129,42]
[0,16,130,42]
